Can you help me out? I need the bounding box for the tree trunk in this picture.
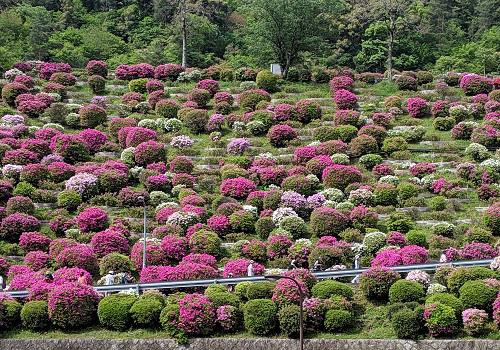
[388,18,394,82]
[181,0,187,68]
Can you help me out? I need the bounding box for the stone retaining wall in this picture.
[0,338,498,350]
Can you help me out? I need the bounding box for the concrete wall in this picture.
[0,338,499,350]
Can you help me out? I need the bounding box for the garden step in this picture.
[95,151,120,159]
[34,203,57,209]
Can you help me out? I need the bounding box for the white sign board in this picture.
[270,64,282,75]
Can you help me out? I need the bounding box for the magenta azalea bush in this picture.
[48,282,100,329]
[178,293,216,335]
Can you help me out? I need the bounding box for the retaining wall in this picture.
[0,338,498,350]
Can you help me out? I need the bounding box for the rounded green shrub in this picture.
[0,299,22,331]
[88,75,106,94]
[391,308,422,339]
[311,280,353,300]
[278,304,301,338]
[459,280,497,312]
[425,293,463,318]
[389,280,425,304]
[20,301,49,331]
[57,190,82,211]
[405,230,428,248]
[243,299,277,335]
[181,109,208,134]
[256,70,279,92]
[130,298,163,328]
[128,78,148,93]
[98,294,137,331]
[246,282,275,300]
[204,288,240,308]
[447,267,497,294]
[324,309,353,332]
[99,253,134,275]
[235,281,252,301]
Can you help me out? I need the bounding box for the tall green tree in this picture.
[369,0,411,80]
[244,0,343,77]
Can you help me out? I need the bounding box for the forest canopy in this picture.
[0,0,498,74]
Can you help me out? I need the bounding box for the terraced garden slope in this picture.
[0,62,499,341]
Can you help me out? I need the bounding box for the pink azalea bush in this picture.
[76,207,109,232]
[178,293,216,335]
[220,177,256,199]
[223,258,264,278]
[407,97,429,118]
[48,282,100,329]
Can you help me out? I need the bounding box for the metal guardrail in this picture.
[3,259,493,298]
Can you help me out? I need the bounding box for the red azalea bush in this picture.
[78,129,108,153]
[48,282,100,329]
[220,177,256,199]
[90,230,129,258]
[49,238,78,260]
[24,250,49,271]
[267,235,293,260]
[360,266,400,301]
[310,207,350,237]
[196,79,219,96]
[2,82,29,106]
[484,202,500,235]
[272,277,309,305]
[146,79,164,93]
[169,156,194,174]
[410,162,437,178]
[371,248,403,267]
[330,76,354,93]
[460,242,497,260]
[53,267,92,285]
[407,97,429,118]
[119,127,157,148]
[49,72,77,86]
[334,109,360,127]
[115,63,154,80]
[39,62,72,80]
[3,149,39,165]
[76,207,109,232]
[399,245,428,265]
[79,104,107,128]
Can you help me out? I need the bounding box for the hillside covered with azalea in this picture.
[0,56,498,341]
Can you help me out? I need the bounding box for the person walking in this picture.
[104,271,114,296]
[0,274,4,292]
[247,261,254,277]
[289,258,298,270]
[77,271,87,285]
[313,257,322,272]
